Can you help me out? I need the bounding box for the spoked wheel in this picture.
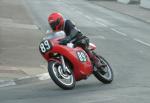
[48,61,75,90]
[93,55,113,84]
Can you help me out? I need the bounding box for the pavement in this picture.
[88,0,150,24]
[0,0,49,87]
[0,0,150,88]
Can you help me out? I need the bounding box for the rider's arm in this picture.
[59,20,83,44]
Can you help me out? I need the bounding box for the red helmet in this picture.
[48,12,64,31]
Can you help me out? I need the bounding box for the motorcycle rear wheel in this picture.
[93,55,113,84]
[48,61,75,90]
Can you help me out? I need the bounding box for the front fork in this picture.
[60,56,71,74]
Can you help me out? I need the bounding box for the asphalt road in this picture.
[1,0,150,103]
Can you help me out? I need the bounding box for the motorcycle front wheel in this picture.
[48,61,75,90]
[93,55,113,84]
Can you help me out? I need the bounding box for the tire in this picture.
[93,55,113,84]
[48,61,75,90]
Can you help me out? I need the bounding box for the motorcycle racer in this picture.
[47,12,106,70]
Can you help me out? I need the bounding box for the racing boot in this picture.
[94,57,107,75]
[86,50,106,74]
[93,55,106,67]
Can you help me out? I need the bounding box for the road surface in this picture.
[0,0,150,103]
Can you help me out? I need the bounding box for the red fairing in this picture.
[40,37,93,81]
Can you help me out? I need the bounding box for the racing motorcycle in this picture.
[39,31,113,90]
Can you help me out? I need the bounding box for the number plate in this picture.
[77,51,87,62]
[39,40,51,53]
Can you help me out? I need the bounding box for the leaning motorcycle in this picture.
[39,31,113,90]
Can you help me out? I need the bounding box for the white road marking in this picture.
[0,18,13,23]
[85,15,92,20]
[95,21,108,27]
[17,76,31,80]
[111,28,127,36]
[0,22,39,30]
[134,38,150,47]
[96,18,118,26]
[37,73,50,80]
[96,18,108,23]
[85,97,116,103]
[89,35,106,39]
[0,80,16,88]
[0,72,50,88]
[40,64,47,69]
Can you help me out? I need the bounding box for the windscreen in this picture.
[43,31,66,40]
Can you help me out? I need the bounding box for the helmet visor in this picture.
[49,19,60,31]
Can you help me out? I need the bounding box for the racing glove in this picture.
[59,28,83,45]
[59,38,69,45]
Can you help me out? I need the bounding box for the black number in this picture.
[40,40,51,53]
[77,51,87,62]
